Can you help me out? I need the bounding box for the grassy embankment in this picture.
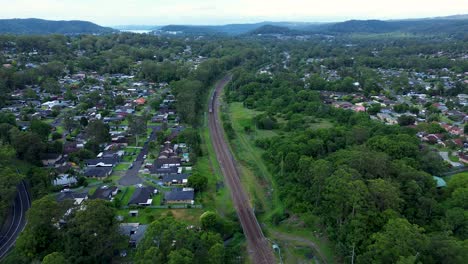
[224,101,336,264]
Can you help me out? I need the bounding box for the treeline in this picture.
[228,71,467,263]
[7,196,242,264]
[170,43,265,127]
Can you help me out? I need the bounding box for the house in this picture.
[423,134,445,144]
[459,153,468,164]
[56,190,88,205]
[134,98,146,105]
[119,223,148,247]
[53,174,78,187]
[84,167,113,178]
[150,166,179,175]
[332,101,353,109]
[85,157,119,167]
[154,157,181,169]
[164,188,195,204]
[161,174,189,186]
[91,186,119,200]
[128,186,156,206]
[41,153,63,166]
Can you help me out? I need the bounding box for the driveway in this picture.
[439,152,463,168]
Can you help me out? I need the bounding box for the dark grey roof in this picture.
[150,166,178,174]
[164,189,194,201]
[85,157,119,166]
[84,167,113,178]
[119,224,148,244]
[154,157,181,168]
[162,174,189,183]
[56,191,88,202]
[91,186,118,200]
[128,186,156,205]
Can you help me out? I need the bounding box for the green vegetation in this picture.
[224,65,466,263]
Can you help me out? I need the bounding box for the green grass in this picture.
[86,177,103,186]
[55,126,65,134]
[117,186,136,206]
[115,163,130,171]
[449,154,460,163]
[116,208,204,224]
[267,222,336,264]
[199,114,235,217]
[226,102,336,263]
[228,102,281,217]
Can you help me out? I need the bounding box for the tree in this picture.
[10,130,46,164]
[30,119,52,141]
[80,116,88,127]
[85,120,110,144]
[16,196,61,261]
[188,173,208,192]
[200,211,221,231]
[398,115,416,126]
[41,78,61,94]
[208,243,225,264]
[128,115,147,146]
[168,249,194,264]
[464,123,468,134]
[63,200,122,263]
[0,166,23,224]
[367,103,381,115]
[62,111,78,133]
[42,252,66,264]
[137,216,223,264]
[359,218,429,264]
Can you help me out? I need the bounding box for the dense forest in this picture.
[225,60,467,262]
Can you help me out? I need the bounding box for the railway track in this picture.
[208,75,276,264]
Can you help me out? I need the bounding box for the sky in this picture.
[0,0,467,26]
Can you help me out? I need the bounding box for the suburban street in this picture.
[208,75,276,264]
[119,125,161,186]
[0,181,31,260]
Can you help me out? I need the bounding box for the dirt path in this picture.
[271,231,328,264]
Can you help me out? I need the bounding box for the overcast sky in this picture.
[0,0,467,26]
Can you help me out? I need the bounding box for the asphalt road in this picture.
[0,181,31,260]
[119,126,161,186]
[209,76,276,264]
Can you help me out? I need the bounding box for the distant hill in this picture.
[157,14,467,37]
[0,18,116,35]
[159,22,322,36]
[320,18,468,35]
[249,25,294,35]
[325,20,399,33]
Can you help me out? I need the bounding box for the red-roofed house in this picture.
[134,98,146,105]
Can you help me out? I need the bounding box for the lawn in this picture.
[116,208,204,225]
[86,177,103,186]
[449,154,460,163]
[116,186,136,206]
[114,163,130,171]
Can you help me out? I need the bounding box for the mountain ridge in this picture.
[0,18,116,35]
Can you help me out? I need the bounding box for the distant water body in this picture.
[120,29,152,34]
